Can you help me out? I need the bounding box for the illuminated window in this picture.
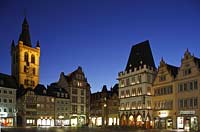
[131,76,135,85]
[131,102,136,109]
[132,88,136,96]
[126,89,130,97]
[120,103,125,110]
[138,87,142,95]
[126,102,130,110]
[120,80,125,87]
[147,87,151,95]
[120,90,124,98]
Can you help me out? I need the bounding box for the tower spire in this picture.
[18,16,32,47]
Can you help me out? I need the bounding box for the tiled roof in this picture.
[0,73,17,89]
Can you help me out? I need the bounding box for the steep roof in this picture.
[18,17,32,47]
[34,84,47,95]
[0,73,17,89]
[194,57,200,68]
[166,64,179,78]
[125,40,156,71]
[47,85,69,99]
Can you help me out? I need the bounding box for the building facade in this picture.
[56,66,91,126]
[152,59,178,129]
[35,84,55,126]
[0,73,17,127]
[118,40,157,128]
[11,17,40,89]
[175,50,200,131]
[152,49,200,131]
[47,84,70,126]
[90,84,119,126]
[17,87,37,127]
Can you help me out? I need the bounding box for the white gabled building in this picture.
[118,40,157,128]
[0,73,17,127]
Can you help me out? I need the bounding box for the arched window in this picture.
[31,55,35,64]
[24,52,29,62]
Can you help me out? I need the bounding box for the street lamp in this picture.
[13,108,18,127]
[104,103,107,126]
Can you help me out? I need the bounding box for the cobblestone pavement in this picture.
[1,127,186,132]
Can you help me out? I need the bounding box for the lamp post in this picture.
[13,108,18,127]
[104,103,107,127]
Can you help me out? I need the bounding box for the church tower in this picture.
[11,17,40,89]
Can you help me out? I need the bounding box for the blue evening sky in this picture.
[0,0,200,92]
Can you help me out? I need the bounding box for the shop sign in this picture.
[180,111,195,115]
